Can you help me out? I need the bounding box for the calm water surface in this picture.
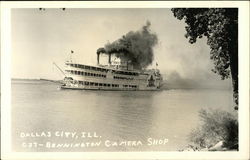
[11,80,234,152]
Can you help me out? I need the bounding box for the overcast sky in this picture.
[11,8,232,88]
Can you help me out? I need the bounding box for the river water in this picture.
[11,79,234,152]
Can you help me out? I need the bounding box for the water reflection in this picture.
[11,80,233,152]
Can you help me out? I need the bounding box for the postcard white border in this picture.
[1,1,249,160]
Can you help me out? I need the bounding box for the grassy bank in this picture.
[181,108,238,151]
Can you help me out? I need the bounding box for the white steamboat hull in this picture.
[61,62,163,91]
[61,84,161,91]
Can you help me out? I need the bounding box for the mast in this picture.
[53,62,66,77]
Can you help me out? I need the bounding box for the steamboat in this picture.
[59,50,163,91]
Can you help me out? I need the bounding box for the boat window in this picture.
[67,77,73,80]
[99,83,103,86]
[85,82,89,85]
[107,84,110,87]
[95,83,98,86]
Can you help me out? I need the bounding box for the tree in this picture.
[171,8,238,110]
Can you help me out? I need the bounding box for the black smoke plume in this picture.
[98,21,158,69]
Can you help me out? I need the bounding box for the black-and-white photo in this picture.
[1,1,249,160]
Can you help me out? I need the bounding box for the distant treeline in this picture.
[161,80,232,90]
[12,78,63,84]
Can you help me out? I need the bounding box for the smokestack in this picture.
[102,21,158,69]
[108,53,111,65]
[97,48,106,65]
[97,52,100,65]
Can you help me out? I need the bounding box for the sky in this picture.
[11,8,232,88]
